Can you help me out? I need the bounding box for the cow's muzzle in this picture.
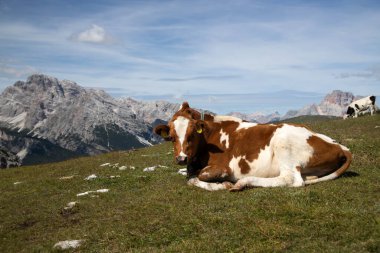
[176,156,187,165]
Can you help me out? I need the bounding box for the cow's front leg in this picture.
[370,105,376,115]
[187,165,233,191]
[187,177,233,191]
[198,165,231,182]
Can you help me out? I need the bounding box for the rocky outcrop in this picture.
[118,97,180,124]
[227,111,281,123]
[227,90,366,123]
[0,146,20,168]
[281,90,359,120]
[0,74,179,165]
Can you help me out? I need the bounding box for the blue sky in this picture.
[0,0,379,114]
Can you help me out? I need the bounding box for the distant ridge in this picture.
[281,90,358,120]
[0,74,180,166]
[230,90,368,123]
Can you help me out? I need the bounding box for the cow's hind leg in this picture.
[230,170,303,191]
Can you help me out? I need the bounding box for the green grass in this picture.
[1,115,379,252]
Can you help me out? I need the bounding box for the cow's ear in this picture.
[154,125,172,141]
[181,102,190,110]
[195,120,207,135]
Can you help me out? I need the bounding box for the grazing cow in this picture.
[344,96,376,119]
[154,103,352,191]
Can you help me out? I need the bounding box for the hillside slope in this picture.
[0,115,379,252]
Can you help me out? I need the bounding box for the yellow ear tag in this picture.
[161,131,168,138]
[197,128,203,134]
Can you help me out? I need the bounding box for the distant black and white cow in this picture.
[344,96,376,119]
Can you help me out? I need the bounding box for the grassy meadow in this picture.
[0,115,379,252]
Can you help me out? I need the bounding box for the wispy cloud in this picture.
[0,0,379,106]
[335,66,380,80]
[70,24,114,44]
[156,75,241,82]
[0,63,38,78]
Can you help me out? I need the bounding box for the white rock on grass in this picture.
[143,165,169,172]
[96,189,109,193]
[109,175,121,179]
[100,163,111,167]
[76,189,109,197]
[53,240,84,250]
[118,165,127,170]
[13,181,23,185]
[59,175,74,180]
[64,202,77,210]
[143,166,156,172]
[84,174,97,180]
[77,191,91,197]
[177,168,187,176]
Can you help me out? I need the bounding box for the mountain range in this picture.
[0,74,179,167]
[0,74,370,167]
[230,90,364,123]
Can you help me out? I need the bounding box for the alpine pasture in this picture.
[0,115,379,252]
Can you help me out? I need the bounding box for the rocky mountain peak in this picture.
[322,90,355,107]
[0,74,180,166]
[281,90,366,120]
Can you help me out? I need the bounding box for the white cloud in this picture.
[71,24,112,44]
[0,63,37,77]
[335,66,380,80]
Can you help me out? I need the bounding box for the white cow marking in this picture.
[314,133,350,151]
[228,124,315,184]
[220,129,230,149]
[173,116,190,157]
[213,115,243,122]
[236,122,258,131]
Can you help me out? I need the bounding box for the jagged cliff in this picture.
[0,74,179,165]
[281,90,358,120]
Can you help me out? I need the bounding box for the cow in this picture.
[154,103,352,191]
[154,102,244,165]
[343,96,376,119]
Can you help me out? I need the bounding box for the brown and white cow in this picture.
[154,103,352,191]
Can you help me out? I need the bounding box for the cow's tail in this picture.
[304,149,352,185]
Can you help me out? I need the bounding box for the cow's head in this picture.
[343,106,355,119]
[154,104,207,165]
